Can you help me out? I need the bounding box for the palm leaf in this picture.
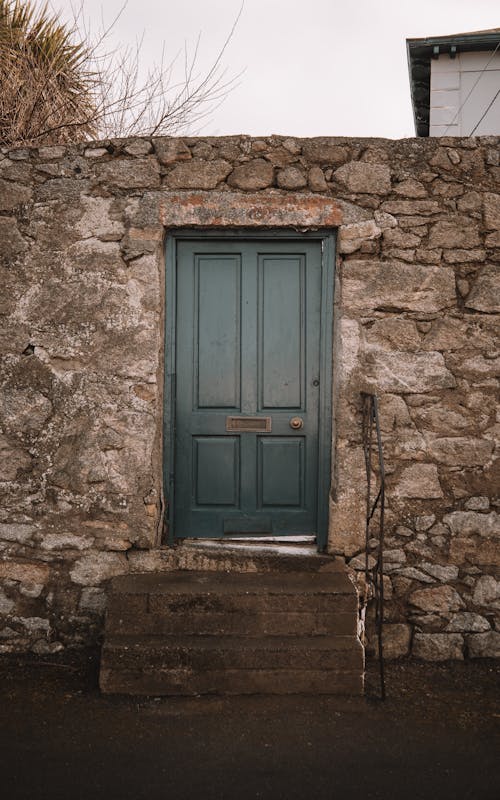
[0,0,97,145]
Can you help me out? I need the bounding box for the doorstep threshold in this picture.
[225,535,316,544]
[178,537,319,557]
[183,535,316,544]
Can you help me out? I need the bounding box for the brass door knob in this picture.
[289,416,304,430]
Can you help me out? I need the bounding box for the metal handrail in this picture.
[361,392,386,700]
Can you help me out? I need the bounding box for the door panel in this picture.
[258,437,305,508]
[196,254,241,409]
[259,254,304,409]
[174,238,323,538]
[193,436,239,506]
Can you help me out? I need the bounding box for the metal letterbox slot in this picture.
[226,416,272,432]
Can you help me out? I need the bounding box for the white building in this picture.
[407,29,500,137]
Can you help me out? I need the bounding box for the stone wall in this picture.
[0,134,498,659]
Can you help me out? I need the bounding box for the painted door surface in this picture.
[174,238,322,537]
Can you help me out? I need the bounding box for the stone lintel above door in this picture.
[159,192,344,228]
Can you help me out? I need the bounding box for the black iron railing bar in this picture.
[361,392,386,700]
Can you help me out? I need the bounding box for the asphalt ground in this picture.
[0,650,499,800]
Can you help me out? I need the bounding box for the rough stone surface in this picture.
[227,159,274,190]
[76,196,125,240]
[409,586,464,614]
[338,221,382,254]
[124,140,153,157]
[483,192,500,229]
[308,167,328,192]
[381,200,440,215]
[40,533,94,551]
[443,511,499,538]
[393,178,427,198]
[366,352,455,394]
[375,623,412,659]
[277,166,307,190]
[153,138,191,165]
[366,319,421,352]
[414,515,436,532]
[428,218,481,249]
[69,553,128,586]
[301,140,349,165]
[420,563,459,582]
[334,162,391,194]
[0,178,32,210]
[413,633,464,661]
[97,158,161,189]
[448,537,500,567]
[342,261,456,313]
[79,587,107,614]
[166,159,232,189]
[464,497,490,512]
[428,439,494,467]
[0,561,49,584]
[0,134,498,662]
[0,524,37,544]
[0,589,15,614]
[467,631,500,658]
[159,192,343,228]
[473,576,500,606]
[0,217,27,257]
[466,266,500,313]
[395,567,435,583]
[445,613,490,633]
[0,435,32,480]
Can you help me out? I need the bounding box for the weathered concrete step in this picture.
[109,591,358,614]
[106,609,357,637]
[100,635,364,695]
[100,567,362,696]
[100,666,364,696]
[105,571,358,632]
[109,570,356,599]
[102,635,363,671]
[126,542,347,575]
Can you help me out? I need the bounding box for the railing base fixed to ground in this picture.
[361,392,386,701]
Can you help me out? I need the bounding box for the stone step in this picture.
[100,635,364,695]
[126,541,347,575]
[108,569,356,602]
[106,609,357,637]
[100,666,363,696]
[108,592,356,615]
[100,565,363,696]
[104,571,357,637]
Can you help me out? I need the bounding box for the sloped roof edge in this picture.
[406,29,500,136]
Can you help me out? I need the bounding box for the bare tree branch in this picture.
[1,0,244,147]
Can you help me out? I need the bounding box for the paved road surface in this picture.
[1,651,498,800]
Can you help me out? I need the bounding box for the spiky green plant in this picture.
[0,0,97,146]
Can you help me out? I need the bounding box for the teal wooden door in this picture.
[173,237,324,538]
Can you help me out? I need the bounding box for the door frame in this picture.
[164,228,336,552]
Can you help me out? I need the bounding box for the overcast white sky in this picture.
[55,0,499,139]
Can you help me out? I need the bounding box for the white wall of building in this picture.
[429,51,500,136]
